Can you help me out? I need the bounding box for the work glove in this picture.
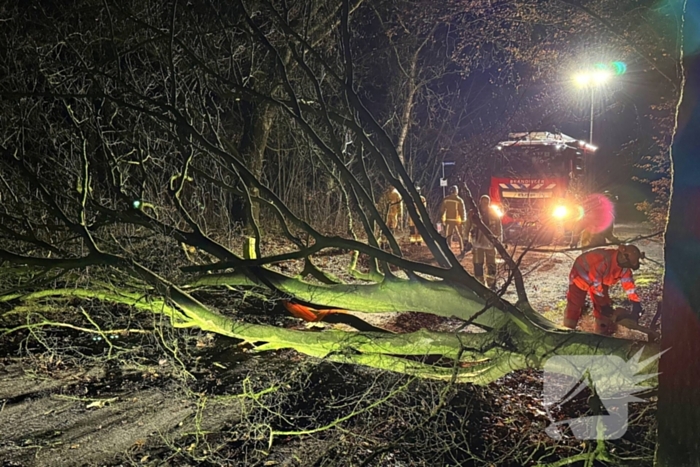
[600,305,615,318]
[631,302,643,321]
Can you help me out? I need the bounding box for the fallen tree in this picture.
[0,0,667,385]
[1,249,658,386]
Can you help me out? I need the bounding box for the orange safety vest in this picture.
[569,248,640,302]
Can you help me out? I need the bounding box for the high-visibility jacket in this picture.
[439,194,466,223]
[464,206,503,249]
[379,188,403,228]
[408,195,427,227]
[569,248,640,302]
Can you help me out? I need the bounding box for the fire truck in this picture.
[487,131,595,244]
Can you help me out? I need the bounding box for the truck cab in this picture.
[488,131,593,244]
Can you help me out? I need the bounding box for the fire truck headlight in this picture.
[491,205,504,218]
[552,205,569,219]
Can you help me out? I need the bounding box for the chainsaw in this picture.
[612,306,660,341]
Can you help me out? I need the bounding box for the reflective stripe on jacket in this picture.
[440,195,466,223]
[569,248,640,302]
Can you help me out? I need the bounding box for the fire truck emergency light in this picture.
[552,205,569,220]
[552,204,585,221]
[491,205,504,218]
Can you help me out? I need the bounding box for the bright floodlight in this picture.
[592,69,612,84]
[574,69,612,88]
[574,73,591,87]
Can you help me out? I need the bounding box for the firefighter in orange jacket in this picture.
[377,186,403,249]
[439,185,467,254]
[382,186,403,231]
[563,244,645,335]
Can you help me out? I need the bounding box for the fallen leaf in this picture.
[86,397,117,409]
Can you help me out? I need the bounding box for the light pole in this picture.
[573,69,612,145]
[573,68,613,190]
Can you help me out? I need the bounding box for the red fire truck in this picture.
[488,131,595,244]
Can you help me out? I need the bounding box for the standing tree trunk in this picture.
[395,55,418,168]
[655,40,700,467]
[393,24,436,171]
[238,100,275,232]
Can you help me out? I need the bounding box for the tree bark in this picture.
[395,54,419,167]
[655,45,700,467]
[238,101,275,231]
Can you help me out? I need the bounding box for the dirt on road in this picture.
[0,356,250,466]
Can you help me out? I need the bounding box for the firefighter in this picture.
[439,185,467,255]
[408,186,427,246]
[378,186,402,248]
[465,194,503,289]
[563,244,645,335]
[384,186,403,230]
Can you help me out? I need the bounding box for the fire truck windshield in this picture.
[494,145,570,178]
